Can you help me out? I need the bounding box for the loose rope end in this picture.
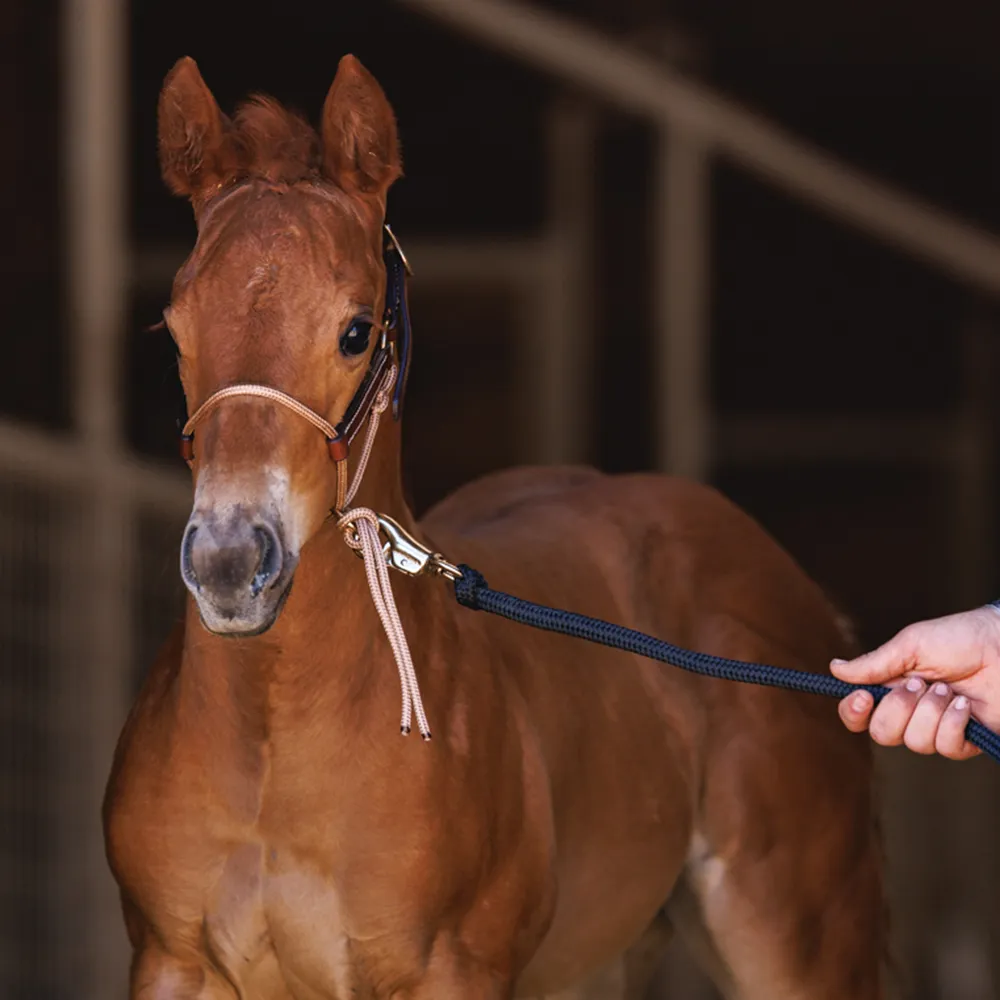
[339,508,432,745]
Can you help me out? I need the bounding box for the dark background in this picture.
[3,1,1000,997]
[8,0,1000,643]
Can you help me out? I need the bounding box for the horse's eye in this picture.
[339,318,373,358]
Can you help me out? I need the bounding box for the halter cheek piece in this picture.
[178,224,413,511]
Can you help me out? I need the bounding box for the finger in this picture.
[935,695,982,761]
[868,677,925,746]
[838,690,874,733]
[902,682,953,754]
[831,629,918,685]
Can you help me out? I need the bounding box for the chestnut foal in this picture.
[105,56,886,1000]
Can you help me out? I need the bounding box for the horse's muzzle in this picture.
[180,508,293,635]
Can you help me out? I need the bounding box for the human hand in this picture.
[830,606,1000,759]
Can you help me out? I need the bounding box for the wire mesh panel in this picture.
[0,477,63,999]
[0,453,191,1000]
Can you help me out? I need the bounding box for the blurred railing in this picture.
[399,0,1000,479]
[398,2,1000,998]
[2,1,999,998]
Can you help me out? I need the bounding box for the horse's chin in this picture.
[194,575,295,638]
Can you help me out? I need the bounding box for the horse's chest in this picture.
[114,718,435,998]
[203,843,346,998]
[205,841,421,1000]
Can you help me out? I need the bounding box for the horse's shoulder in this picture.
[420,468,845,653]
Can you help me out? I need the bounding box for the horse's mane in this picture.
[222,96,322,185]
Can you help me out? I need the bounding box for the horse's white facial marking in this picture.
[260,465,306,559]
[191,465,304,557]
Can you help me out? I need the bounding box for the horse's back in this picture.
[422,464,848,664]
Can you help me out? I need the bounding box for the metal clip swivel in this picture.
[375,514,462,580]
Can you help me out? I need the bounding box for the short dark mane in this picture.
[224,96,322,185]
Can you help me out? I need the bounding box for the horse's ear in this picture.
[158,57,230,199]
[321,55,402,198]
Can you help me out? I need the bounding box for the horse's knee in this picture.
[130,948,234,1000]
[407,953,513,1000]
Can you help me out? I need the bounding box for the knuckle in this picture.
[935,716,967,757]
[871,729,900,747]
[895,626,924,661]
[904,730,935,755]
[840,709,867,733]
[869,717,900,745]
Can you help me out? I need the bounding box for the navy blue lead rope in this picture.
[452,566,1000,765]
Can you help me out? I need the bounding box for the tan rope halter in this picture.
[182,380,354,511]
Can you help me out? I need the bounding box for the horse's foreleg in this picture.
[129,947,238,999]
[519,912,674,1000]
[409,964,514,1000]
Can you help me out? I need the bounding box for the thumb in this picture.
[831,631,916,685]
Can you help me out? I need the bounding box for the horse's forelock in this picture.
[227,96,322,186]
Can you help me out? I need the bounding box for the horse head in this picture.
[159,55,402,635]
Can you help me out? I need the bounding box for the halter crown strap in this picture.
[382,224,413,420]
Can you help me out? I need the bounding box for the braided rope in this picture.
[453,566,1000,763]
[342,370,394,509]
[332,364,433,738]
[182,383,339,440]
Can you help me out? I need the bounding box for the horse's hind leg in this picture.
[622,910,674,998]
[674,734,887,999]
[667,831,884,999]
[663,879,736,997]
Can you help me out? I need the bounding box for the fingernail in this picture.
[933,682,949,697]
[954,696,969,711]
[906,677,923,693]
[852,692,869,712]
[831,658,847,666]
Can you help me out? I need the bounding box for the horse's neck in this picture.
[178,424,431,747]
[342,416,411,522]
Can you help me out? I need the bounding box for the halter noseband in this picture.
[178,224,413,509]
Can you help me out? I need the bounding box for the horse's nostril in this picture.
[250,523,283,598]
[180,522,200,591]
[181,514,286,607]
